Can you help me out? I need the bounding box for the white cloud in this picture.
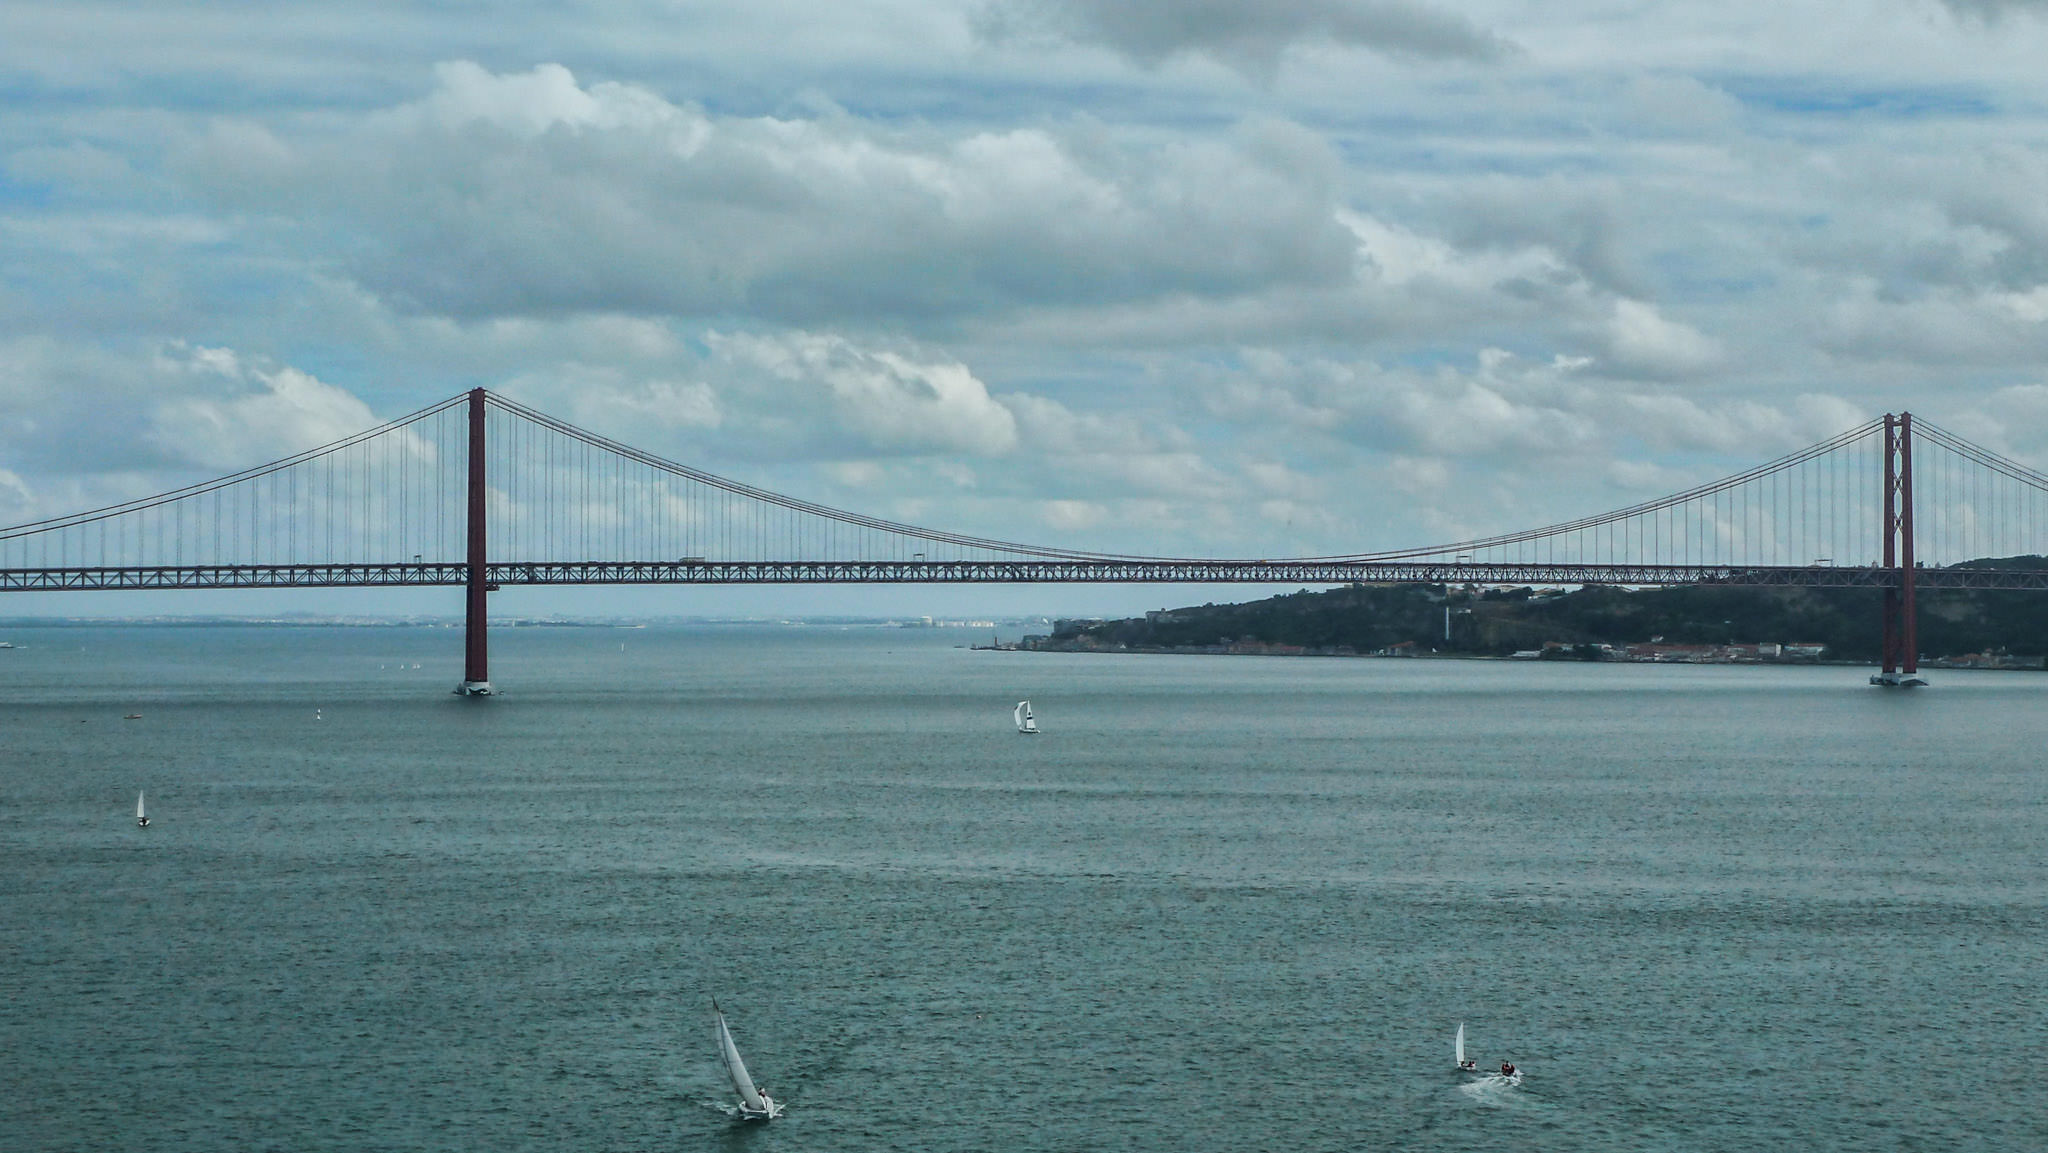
[0,338,398,532]
[975,0,1514,73]
[711,331,1019,457]
[1995,286,2048,323]
[409,61,706,143]
[1185,346,1871,471]
[1817,279,2048,365]
[1941,382,2048,461]
[0,338,378,480]
[174,62,1358,328]
[504,368,722,436]
[1041,498,1107,531]
[0,466,33,527]
[147,345,385,471]
[1601,299,1722,378]
[1941,0,2048,20]
[490,328,1019,466]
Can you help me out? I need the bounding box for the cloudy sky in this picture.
[5,0,2048,618]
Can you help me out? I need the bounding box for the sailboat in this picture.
[1455,1022,1475,1072]
[1014,700,1039,734]
[713,1002,782,1121]
[136,791,149,828]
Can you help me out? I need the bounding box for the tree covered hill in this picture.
[1035,559,2048,663]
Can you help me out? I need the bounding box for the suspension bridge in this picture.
[5,388,2047,692]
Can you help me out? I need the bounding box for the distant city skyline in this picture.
[4,1,2047,618]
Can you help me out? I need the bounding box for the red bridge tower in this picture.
[1874,412,1923,687]
[457,387,494,696]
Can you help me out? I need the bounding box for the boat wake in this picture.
[696,1094,792,1123]
[698,1097,745,1119]
[1458,1071,1525,1104]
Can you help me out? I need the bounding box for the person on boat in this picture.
[755,1090,773,1115]
[1500,1061,1516,1077]
[1458,1058,1476,1071]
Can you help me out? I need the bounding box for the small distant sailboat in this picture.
[136,791,149,828]
[1014,700,1039,734]
[1455,1022,1475,1072]
[714,1002,782,1122]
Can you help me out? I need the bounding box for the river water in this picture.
[2,624,2045,1151]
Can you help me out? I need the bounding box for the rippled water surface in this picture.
[4,624,2047,1150]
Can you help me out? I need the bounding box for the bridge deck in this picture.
[3,560,2045,591]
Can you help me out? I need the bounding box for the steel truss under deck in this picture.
[6,559,2046,591]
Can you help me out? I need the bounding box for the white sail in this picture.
[1015,701,1038,733]
[137,791,146,820]
[1456,1022,1465,1066]
[714,1005,768,1115]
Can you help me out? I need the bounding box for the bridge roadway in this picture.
[4,559,2047,591]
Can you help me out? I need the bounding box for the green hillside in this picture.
[1036,560,2048,663]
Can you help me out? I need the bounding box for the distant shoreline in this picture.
[1010,643,1864,668]
[0,616,1040,630]
[1004,642,2043,673]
